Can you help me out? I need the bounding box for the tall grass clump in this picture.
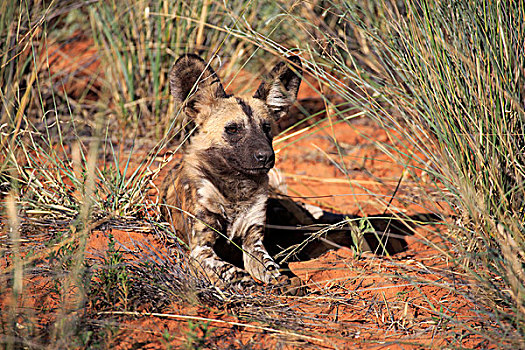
[274,0,525,341]
[369,0,525,330]
[0,1,171,347]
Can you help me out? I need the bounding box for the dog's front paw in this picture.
[243,251,280,284]
[228,271,259,291]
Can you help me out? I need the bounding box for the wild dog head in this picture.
[169,54,302,179]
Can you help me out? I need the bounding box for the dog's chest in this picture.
[225,196,267,240]
[197,179,267,240]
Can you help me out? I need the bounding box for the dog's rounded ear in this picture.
[169,54,227,117]
[254,55,302,121]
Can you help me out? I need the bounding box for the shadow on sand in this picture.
[215,196,441,273]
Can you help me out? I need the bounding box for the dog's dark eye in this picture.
[262,122,271,133]
[225,124,239,134]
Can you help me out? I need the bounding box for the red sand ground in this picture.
[1,37,497,349]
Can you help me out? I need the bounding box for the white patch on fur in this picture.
[190,245,207,259]
[267,81,291,107]
[191,245,223,270]
[250,241,266,255]
[303,203,323,220]
[197,179,226,215]
[227,194,267,240]
[268,168,287,194]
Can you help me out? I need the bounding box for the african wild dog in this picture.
[160,54,302,286]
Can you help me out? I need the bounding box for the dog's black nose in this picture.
[254,149,274,166]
